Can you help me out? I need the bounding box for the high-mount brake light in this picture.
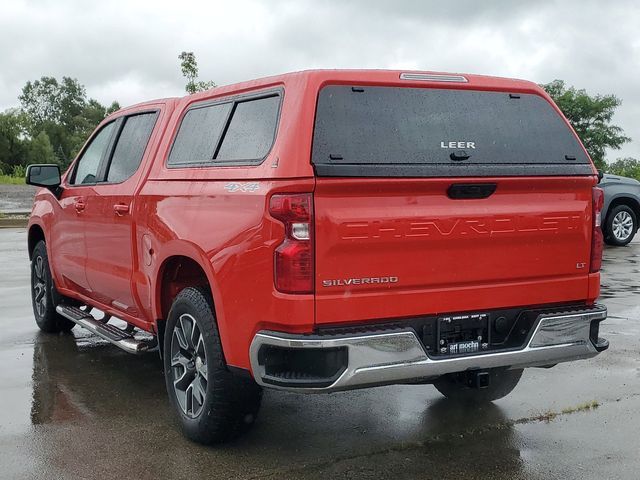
[269,193,314,294]
[590,187,604,273]
[399,72,468,83]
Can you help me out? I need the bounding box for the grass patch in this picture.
[561,400,599,415]
[523,400,600,424]
[529,410,560,423]
[0,174,25,185]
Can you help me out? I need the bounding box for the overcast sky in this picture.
[1,0,638,161]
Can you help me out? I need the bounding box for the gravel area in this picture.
[0,184,37,213]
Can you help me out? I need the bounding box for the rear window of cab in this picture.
[167,91,282,167]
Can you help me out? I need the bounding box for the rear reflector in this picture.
[590,187,604,273]
[270,193,314,294]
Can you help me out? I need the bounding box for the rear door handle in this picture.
[113,203,130,216]
[74,201,85,213]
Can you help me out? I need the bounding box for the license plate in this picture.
[436,312,488,356]
[447,340,479,355]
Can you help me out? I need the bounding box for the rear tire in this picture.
[604,205,637,246]
[30,240,75,333]
[163,286,262,444]
[434,368,523,403]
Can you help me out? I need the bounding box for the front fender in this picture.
[28,191,61,286]
[603,192,640,220]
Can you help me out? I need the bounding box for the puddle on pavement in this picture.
[599,244,640,300]
[28,332,166,427]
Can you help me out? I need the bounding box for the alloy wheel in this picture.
[32,255,47,319]
[612,210,634,242]
[170,313,208,418]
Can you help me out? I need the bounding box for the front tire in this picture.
[163,286,262,444]
[30,240,75,333]
[604,205,637,246]
[434,368,523,403]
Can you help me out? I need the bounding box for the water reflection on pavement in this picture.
[1,229,638,479]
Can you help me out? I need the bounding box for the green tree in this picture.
[542,80,631,170]
[27,131,58,165]
[0,109,28,172]
[19,76,86,133]
[69,99,121,157]
[606,157,640,180]
[18,76,119,166]
[106,101,121,116]
[179,51,216,94]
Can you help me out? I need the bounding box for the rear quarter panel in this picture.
[135,179,315,369]
[136,77,316,369]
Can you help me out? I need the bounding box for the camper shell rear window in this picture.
[311,86,593,177]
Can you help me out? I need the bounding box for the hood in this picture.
[601,173,640,186]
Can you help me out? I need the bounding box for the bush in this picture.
[0,164,26,184]
[11,164,25,178]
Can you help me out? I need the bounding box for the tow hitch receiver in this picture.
[469,371,490,389]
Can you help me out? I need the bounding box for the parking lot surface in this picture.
[0,184,36,213]
[0,228,638,479]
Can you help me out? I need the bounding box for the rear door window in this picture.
[167,92,281,167]
[106,112,158,183]
[312,86,592,177]
[167,103,232,166]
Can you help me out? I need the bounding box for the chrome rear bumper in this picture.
[249,305,608,393]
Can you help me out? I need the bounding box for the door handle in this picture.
[447,183,497,199]
[113,203,130,216]
[74,201,85,213]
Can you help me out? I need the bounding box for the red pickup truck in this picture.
[26,69,608,444]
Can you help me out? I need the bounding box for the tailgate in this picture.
[314,176,594,324]
[311,83,596,325]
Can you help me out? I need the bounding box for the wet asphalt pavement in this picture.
[0,228,639,480]
[0,184,36,213]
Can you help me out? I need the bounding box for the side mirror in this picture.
[25,164,61,189]
[597,169,604,183]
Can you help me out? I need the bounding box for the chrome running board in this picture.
[56,304,156,354]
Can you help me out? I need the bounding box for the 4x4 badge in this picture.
[224,182,260,193]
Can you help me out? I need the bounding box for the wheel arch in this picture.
[152,244,228,359]
[156,255,211,319]
[27,223,46,260]
[605,195,640,227]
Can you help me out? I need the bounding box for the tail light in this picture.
[590,187,604,273]
[269,193,314,294]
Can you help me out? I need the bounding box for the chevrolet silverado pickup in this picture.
[26,69,608,444]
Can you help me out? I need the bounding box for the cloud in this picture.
[1,0,638,160]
